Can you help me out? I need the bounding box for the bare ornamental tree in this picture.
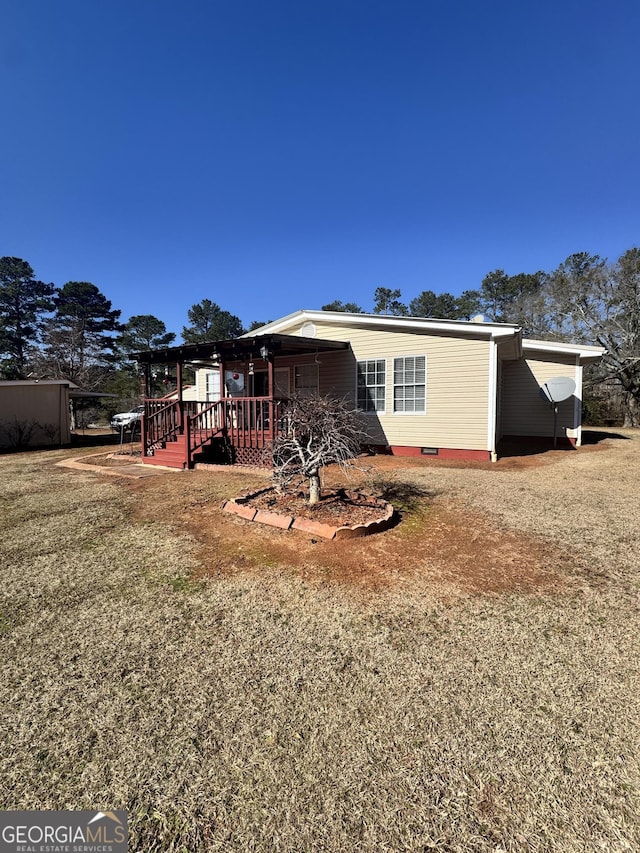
[270,395,366,505]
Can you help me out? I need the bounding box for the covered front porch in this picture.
[132,333,350,469]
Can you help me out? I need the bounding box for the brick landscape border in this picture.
[222,488,395,540]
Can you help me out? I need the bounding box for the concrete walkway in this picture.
[56,452,178,479]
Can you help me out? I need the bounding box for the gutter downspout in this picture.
[574,356,583,446]
[487,338,498,462]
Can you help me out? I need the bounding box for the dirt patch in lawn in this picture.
[125,462,569,597]
[237,486,391,528]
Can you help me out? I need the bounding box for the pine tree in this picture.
[0,257,55,378]
[40,281,121,388]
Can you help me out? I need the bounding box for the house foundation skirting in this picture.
[368,444,492,462]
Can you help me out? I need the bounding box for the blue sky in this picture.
[2,0,639,336]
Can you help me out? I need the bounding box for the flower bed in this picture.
[222,487,396,539]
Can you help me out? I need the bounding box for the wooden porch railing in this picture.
[186,400,225,456]
[143,399,182,451]
[143,397,287,465]
[220,397,286,449]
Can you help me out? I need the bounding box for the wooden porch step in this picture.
[142,454,186,469]
[142,426,224,470]
[153,448,187,461]
[143,437,188,469]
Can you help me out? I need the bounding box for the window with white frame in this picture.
[357,359,386,412]
[393,355,426,413]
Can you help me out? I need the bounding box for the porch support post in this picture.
[219,360,226,395]
[140,364,149,457]
[176,361,184,432]
[266,353,275,441]
[219,359,227,434]
[267,354,274,397]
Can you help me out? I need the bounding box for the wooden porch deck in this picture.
[141,397,286,469]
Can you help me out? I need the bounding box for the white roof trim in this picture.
[523,338,606,361]
[245,309,521,341]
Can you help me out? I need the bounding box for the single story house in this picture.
[132,310,604,469]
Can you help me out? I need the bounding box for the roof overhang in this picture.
[246,309,522,342]
[131,333,350,366]
[0,380,116,398]
[0,379,79,388]
[523,339,606,365]
[69,390,118,399]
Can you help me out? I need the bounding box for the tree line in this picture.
[1,248,639,425]
[0,258,254,400]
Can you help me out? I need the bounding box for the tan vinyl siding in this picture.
[501,352,578,438]
[287,321,491,450]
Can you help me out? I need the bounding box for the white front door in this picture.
[205,369,221,401]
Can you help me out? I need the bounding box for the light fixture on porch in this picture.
[248,360,254,375]
[259,345,270,360]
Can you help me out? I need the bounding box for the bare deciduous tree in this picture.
[268,395,365,505]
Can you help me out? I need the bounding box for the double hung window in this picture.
[357,359,386,413]
[393,356,426,413]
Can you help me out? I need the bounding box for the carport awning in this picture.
[69,390,118,399]
[131,333,350,366]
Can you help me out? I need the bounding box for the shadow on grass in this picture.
[367,478,438,513]
[496,438,578,458]
[494,429,631,458]
[71,431,121,448]
[580,429,631,445]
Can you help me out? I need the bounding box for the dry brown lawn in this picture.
[1,430,639,851]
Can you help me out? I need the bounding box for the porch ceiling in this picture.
[132,333,349,365]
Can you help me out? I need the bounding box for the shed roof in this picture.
[0,379,79,388]
[0,380,116,397]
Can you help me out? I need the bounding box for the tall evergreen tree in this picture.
[0,257,55,378]
[479,269,513,321]
[108,315,177,401]
[117,314,175,355]
[40,281,122,388]
[455,289,483,320]
[373,287,407,315]
[246,319,272,332]
[182,299,243,343]
[408,290,461,319]
[321,300,364,313]
[477,269,546,331]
